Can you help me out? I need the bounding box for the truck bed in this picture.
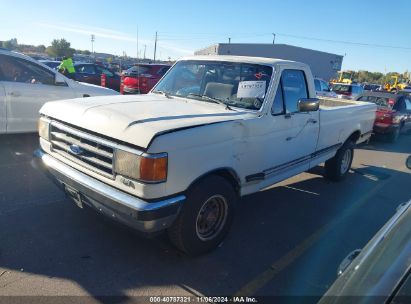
[319,97,360,108]
[316,97,376,151]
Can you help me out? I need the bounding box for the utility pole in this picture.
[143,44,146,60]
[228,37,231,44]
[272,33,275,44]
[91,34,95,56]
[153,31,158,63]
[136,25,139,63]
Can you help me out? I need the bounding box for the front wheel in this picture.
[324,141,355,182]
[168,175,237,256]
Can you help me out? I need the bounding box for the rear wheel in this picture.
[324,141,355,181]
[168,175,237,256]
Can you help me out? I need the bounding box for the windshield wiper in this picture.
[152,90,172,98]
[187,93,234,111]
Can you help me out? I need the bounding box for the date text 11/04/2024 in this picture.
[149,296,258,303]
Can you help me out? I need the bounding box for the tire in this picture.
[324,141,355,182]
[168,175,237,256]
[388,127,400,142]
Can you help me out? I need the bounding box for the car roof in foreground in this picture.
[320,200,411,301]
[0,49,59,73]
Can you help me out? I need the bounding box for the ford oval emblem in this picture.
[69,144,84,155]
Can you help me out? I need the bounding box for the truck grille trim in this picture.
[49,122,115,179]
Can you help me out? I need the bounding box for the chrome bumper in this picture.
[33,149,185,233]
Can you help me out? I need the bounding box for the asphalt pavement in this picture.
[0,132,410,303]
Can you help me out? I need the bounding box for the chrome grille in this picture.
[49,122,115,179]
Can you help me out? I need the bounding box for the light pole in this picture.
[91,34,95,57]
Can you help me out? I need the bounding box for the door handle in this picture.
[9,91,21,97]
[308,118,317,124]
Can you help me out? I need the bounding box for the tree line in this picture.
[343,70,410,85]
[1,38,90,58]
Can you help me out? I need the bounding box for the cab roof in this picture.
[180,55,304,67]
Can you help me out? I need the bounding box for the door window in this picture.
[314,79,321,91]
[157,66,170,76]
[281,70,308,113]
[96,66,114,77]
[0,55,55,85]
[320,80,330,92]
[76,65,96,74]
[271,82,285,115]
[404,98,411,111]
[394,98,406,112]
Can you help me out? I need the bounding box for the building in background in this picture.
[195,43,343,81]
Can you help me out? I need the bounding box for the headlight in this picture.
[114,150,168,183]
[38,117,50,140]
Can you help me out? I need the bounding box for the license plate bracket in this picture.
[64,184,83,208]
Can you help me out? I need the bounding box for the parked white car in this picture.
[314,77,337,98]
[35,56,376,255]
[0,49,118,134]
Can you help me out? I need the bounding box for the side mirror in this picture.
[406,156,411,169]
[55,73,68,86]
[298,98,320,112]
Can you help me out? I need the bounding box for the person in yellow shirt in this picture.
[58,56,76,79]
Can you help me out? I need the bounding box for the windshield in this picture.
[332,84,351,92]
[125,65,151,75]
[153,60,273,110]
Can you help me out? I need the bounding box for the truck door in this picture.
[264,68,320,183]
[0,82,6,133]
[0,55,75,133]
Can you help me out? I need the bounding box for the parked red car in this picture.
[357,92,411,142]
[122,64,171,94]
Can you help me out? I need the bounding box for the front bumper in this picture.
[33,149,185,233]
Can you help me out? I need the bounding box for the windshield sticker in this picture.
[237,81,266,98]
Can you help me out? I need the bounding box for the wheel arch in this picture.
[186,167,241,195]
[346,130,361,144]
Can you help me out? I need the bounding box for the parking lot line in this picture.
[233,170,395,297]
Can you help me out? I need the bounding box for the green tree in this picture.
[45,39,75,58]
[2,38,17,50]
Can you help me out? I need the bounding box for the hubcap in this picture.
[340,149,352,175]
[195,195,228,241]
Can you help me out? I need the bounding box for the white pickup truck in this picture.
[0,49,118,134]
[35,56,376,255]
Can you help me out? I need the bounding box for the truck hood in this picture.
[40,94,255,149]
